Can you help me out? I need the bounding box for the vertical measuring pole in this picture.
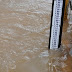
[49,0,65,49]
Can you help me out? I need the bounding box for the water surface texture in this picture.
[0,0,72,72]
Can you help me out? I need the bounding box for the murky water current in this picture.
[0,0,72,72]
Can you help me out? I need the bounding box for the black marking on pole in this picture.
[58,0,65,48]
[48,0,65,49]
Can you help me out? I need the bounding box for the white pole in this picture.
[49,0,65,49]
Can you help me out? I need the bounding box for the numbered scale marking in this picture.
[49,0,65,49]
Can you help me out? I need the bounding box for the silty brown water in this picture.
[0,0,72,72]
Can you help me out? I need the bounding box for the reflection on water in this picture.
[0,0,72,72]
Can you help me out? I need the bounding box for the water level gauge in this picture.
[49,0,65,49]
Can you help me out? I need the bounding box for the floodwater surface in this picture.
[0,0,72,72]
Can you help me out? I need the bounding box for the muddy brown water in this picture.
[0,0,72,72]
